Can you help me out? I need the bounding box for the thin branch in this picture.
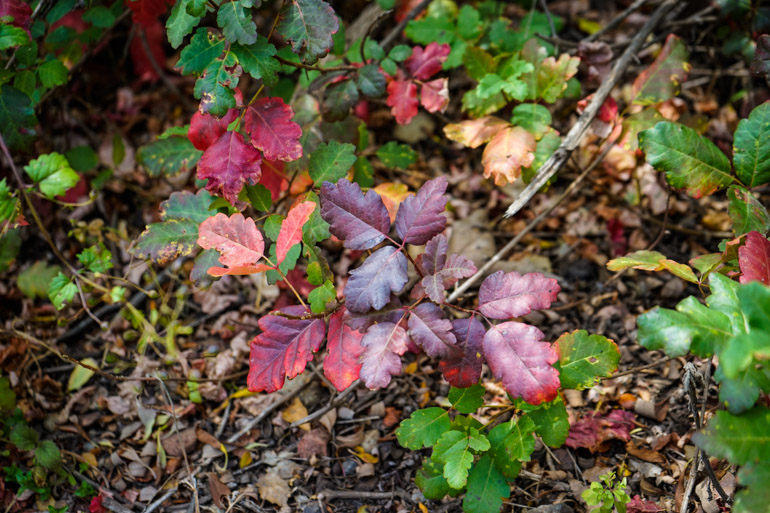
[290,380,360,428]
[276,56,358,73]
[504,0,677,218]
[582,0,650,43]
[380,0,432,51]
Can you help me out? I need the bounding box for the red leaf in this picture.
[0,0,31,35]
[89,494,106,513]
[394,175,447,245]
[565,409,636,452]
[407,303,455,358]
[198,212,265,269]
[478,270,560,320]
[483,321,560,405]
[242,97,303,161]
[125,0,172,28]
[261,159,289,200]
[739,231,770,285]
[627,496,663,513]
[207,263,273,277]
[386,79,419,125]
[420,78,449,113]
[319,178,391,250]
[276,201,315,263]
[248,305,326,392]
[129,23,166,83]
[323,309,365,391]
[359,322,409,389]
[440,318,485,388]
[405,42,450,80]
[197,131,262,204]
[188,109,239,151]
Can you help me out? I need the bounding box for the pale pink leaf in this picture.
[359,322,409,389]
[443,116,509,149]
[481,126,536,185]
[420,78,449,113]
[198,212,265,268]
[276,201,316,263]
[478,270,559,319]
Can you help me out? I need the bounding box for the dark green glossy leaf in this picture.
[0,85,37,151]
[308,140,356,185]
[276,0,339,64]
[176,28,225,76]
[527,396,569,447]
[733,102,770,187]
[556,330,620,389]
[232,35,279,86]
[217,0,256,45]
[462,454,510,513]
[728,185,770,236]
[396,407,450,449]
[448,384,485,414]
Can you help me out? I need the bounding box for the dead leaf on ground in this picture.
[257,471,290,507]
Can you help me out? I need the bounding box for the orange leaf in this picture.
[443,116,509,149]
[373,182,411,222]
[276,201,316,263]
[481,126,536,185]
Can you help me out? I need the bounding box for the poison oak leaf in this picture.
[443,116,508,149]
[275,0,339,64]
[261,159,289,201]
[126,0,172,28]
[197,212,265,268]
[346,297,404,333]
[386,79,419,125]
[319,179,390,250]
[197,131,262,204]
[408,303,456,358]
[247,305,326,393]
[207,263,273,276]
[323,309,365,391]
[188,108,239,151]
[276,201,316,263]
[359,322,409,389]
[395,175,448,245]
[420,78,449,113]
[414,234,476,302]
[481,126,536,185]
[344,246,408,313]
[0,0,32,35]
[479,270,559,319]
[405,42,451,80]
[483,321,560,405]
[242,97,303,161]
[440,318,485,388]
[739,231,770,285]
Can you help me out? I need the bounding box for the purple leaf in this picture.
[394,175,448,245]
[414,234,477,303]
[420,233,448,275]
[440,318,485,388]
[346,297,404,333]
[320,178,391,250]
[407,303,456,358]
[483,321,560,405]
[323,308,365,392]
[247,305,326,393]
[478,270,559,319]
[359,322,409,389]
[345,246,408,313]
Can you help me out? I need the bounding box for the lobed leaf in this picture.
[323,308,365,391]
[483,321,560,405]
[433,428,490,489]
[528,396,569,447]
[462,454,510,513]
[386,79,418,125]
[188,108,238,151]
[242,97,303,161]
[408,302,456,358]
[556,330,620,389]
[248,305,326,393]
[308,141,357,185]
[448,384,485,414]
[693,406,770,465]
[396,407,450,449]
[194,54,242,116]
[137,135,202,177]
[478,270,559,319]
[443,116,508,149]
[395,175,448,245]
[197,212,265,269]
[359,322,409,389]
[176,28,225,76]
[319,178,390,250]
[440,317,485,388]
[632,34,689,105]
[481,126,536,185]
[197,131,262,204]
[728,186,770,237]
[275,0,339,64]
[232,36,280,87]
[23,152,79,198]
[344,246,408,313]
[405,42,450,80]
[217,0,256,45]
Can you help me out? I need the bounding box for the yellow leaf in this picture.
[352,446,379,464]
[240,451,253,468]
[443,116,508,149]
[374,183,411,222]
[404,361,418,374]
[418,503,429,513]
[68,358,98,391]
[578,18,602,35]
[282,397,310,431]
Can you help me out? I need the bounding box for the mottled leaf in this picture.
[481,126,536,185]
[728,186,770,237]
[478,270,559,319]
[693,406,770,465]
[420,78,449,113]
[520,39,579,103]
[322,79,359,122]
[607,250,666,272]
[528,396,569,447]
[556,330,620,389]
[276,0,339,64]
[193,53,241,116]
[443,116,508,149]
[197,212,265,269]
[511,103,552,140]
[217,0,256,45]
[376,141,417,169]
[138,135,203,177]
[176,28,225,76]
[632,34,689,105]
[448,384,485,414]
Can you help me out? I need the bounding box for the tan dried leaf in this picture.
[443,116,509,149]
[257,471,290,507]
[481,126,536,185]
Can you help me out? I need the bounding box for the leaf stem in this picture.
[275,56,359,73]
[263,255,308,310]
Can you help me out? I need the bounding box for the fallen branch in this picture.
[504,0,677,218]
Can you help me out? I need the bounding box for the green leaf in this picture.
[487,421,522,479]
[632,34,689,106]
[160,189,213,223]
[639,121,733,198]
[275,0,339,64]
[308,141,356,185]
[77,244,113,273]
[137,135,202,177]
[556,330,620,389]
[24,152,79,198]
[242,183,272,211]
[475,73,525,101]
[450,414,483,433]
[0,229,21,272]
[0,85,37,151]
[190,249,220,285]
[462,87,506,118]
[266,242,300,284]
[433,428,490,489]
[322,79,358,121]
[308,279,335,313]
[512,103,552,140]
[48,272,77,310]
[264,214,284,241]
[607,250,666,272]
[65,145,98,172]
[37,59,68,88]
[217,0,256,45]
[456,5,483,41]
[0,179,22,224]
[527,396,569,447]
[194,53,241,116]
[463,45,495,81]
[404,16,454,45]
[735,462,770,513]
[0,376,16,411]
[18,261,61,299]
[232,35,279,86]
[519,40,579,103]
[83,5,116,28]
[166,0,201,49]
[415,459,451,500]
[11,423,38,451]
[389,44,411,62]
[734,102,770,187]
[67,358,97,391]
[176,28,226,76]
[448,384,485,414]
[353,156,374,188]
[693,406,770,465]
[462,454,510,513]
[522,130,560,183]
[356,63,386,98]
[728,185,770,236]
[396,407,450,449]
[301,191,330,246]
[376,141,417,169]
[35,440,61,469]
[0,24,28,50]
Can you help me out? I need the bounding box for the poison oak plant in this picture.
[607,100,770,513]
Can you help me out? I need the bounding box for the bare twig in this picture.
[582,0,650,43]
[604,356,673,380]
[448,140,615,303]
[380,0,432,51]
[290,380,360,428]
[143,487,178,513]
[504,0,676,218]
[318,490,399,501]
